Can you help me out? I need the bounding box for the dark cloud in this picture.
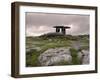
[26,12,89,36]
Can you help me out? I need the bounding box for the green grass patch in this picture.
[70,48,81,65]
[26,50,40,67]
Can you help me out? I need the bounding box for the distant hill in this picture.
[40,32,64,37]
[38,32,89,41]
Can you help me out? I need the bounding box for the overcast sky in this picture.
[26,12,89,36]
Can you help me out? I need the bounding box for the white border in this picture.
[19,6,95,74]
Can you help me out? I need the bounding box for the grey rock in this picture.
[77,52,83,61]
[77,50,89,64]
[81,50,89,64]
[38,47,72,66]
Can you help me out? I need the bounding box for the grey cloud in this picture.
[26,12,89,36]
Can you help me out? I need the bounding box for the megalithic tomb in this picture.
[53,26,70,35]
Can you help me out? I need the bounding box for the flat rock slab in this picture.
[38,47,72,66]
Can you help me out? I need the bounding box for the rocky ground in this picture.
[26,34,89,67]
[38,47,89,66]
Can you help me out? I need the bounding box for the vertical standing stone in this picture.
[56,28,60,33]
[61,27,66,35]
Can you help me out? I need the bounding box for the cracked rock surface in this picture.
[38,47,89,66]
[38,47,72,66]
